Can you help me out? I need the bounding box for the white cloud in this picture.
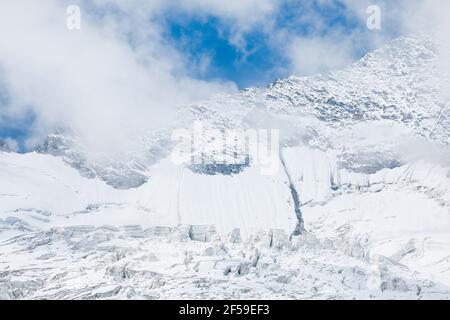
[286,34,355,76]
[0,0,283,155]
[174,0,277,27]
[0,137,18,152]
[0,0,237,155]
[0,0,449,157]
[89,0,278,54]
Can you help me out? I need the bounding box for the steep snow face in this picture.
[1,34,450,299]
[139,161,297,237]
[0,152,297,238]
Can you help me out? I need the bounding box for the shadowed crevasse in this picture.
[279,150,304,236]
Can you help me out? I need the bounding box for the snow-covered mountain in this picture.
[1,34,449,299]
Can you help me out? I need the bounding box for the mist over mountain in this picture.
[1,34,450,299]
[37,34,449,187]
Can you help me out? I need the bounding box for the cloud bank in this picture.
[0,0,237,153]
[0,0,448,155]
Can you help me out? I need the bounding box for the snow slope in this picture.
[1,34,449,299]
[0,152,296,238]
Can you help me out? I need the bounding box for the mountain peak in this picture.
[35,34,449,190]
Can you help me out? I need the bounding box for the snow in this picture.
[1,34,449,299]
[0,152,297,237]
[1,147,449,299]
[135,159,297,237]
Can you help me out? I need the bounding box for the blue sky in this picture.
[168,17,282,88]
[0,0,411,151]
[166,1,385,88]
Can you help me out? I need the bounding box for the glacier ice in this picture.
[1,34,450,299]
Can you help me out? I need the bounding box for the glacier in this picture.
[0,34,450,299]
